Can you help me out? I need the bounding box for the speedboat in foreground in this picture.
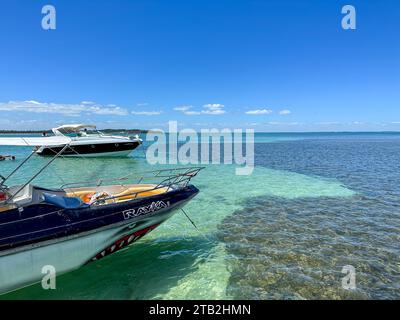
[0,148,203,294]
[0,124,143,157]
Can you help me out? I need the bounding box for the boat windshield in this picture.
[52,124,100,137]
[56,128,104,138]
[68,129,102,137]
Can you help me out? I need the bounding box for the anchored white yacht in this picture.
[38,124,143,157]
[0,124,143,157]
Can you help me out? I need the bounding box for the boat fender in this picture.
[82,193,95,203]
[89,191,114,205]
[0,191,8,202]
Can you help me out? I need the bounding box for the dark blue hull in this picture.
[0,185,199,254]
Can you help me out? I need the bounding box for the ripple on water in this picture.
[217,194,400,299]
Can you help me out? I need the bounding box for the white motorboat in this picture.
[38,124,143,157]
[0,124,143,157]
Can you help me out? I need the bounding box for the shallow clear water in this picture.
[0,133,399,299]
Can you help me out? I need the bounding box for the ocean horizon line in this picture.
[2,129,400,135]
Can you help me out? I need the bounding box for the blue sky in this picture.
[0,0,399,131]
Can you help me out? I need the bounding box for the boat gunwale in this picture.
[0,184,190,228]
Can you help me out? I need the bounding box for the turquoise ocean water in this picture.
[0,132,399,299]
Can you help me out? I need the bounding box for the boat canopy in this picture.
[52,124,97,135]
[0,136,72,146]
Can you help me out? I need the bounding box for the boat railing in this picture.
[60,167,204,206]
[60,167,203,188]
[90,166,204,206]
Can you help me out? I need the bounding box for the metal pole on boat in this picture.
[8,144,70,202]
[0,149,38,187]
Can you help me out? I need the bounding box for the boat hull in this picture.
[36,141,141,157]
[0,185,198,294]
[0,218,162,295]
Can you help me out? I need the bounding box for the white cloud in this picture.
[81,101,95,105]
[173,105,192,112]
[89,106,127,115]
[25,100,41,105]
[131,110,162,116]
[184,111,201,115]
[245,109,273,115]
[174,103,226,115]
[279,109,291,115]
[175,106,201,115]
[0,100,128,116]
[203,103,223,110]
[201,103,226,115]
[137,102,149,106]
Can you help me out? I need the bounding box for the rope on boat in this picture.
[181,208,211,242]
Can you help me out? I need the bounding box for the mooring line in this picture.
[181,208,211,242]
